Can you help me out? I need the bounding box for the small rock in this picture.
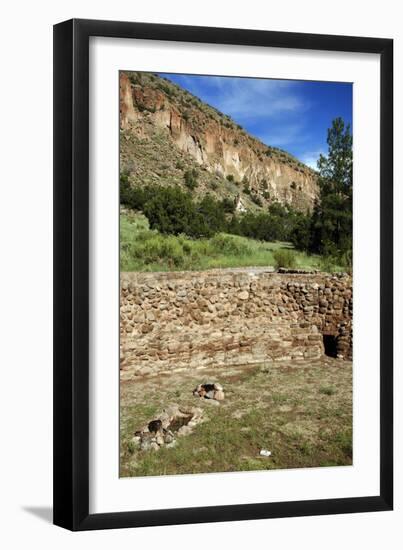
[140,439,152,451]
[159,412,171,429]
[214,390,225,401]
[164,432,175,444]
[238,290,249,300]
[150,442,160,451]
[177,425,192,437]
[164,404,180,418]
[260,449,272,457]
[213,382,223,391]
[155,434,165,446]
[204,398,220,406]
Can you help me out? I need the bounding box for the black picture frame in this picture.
[53,18,393,531]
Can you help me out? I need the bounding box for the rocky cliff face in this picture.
[120,71,319,212]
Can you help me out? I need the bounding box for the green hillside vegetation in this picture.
[120,211,325,272]
[120,114,352,273]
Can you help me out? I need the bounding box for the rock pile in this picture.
[132,404,203,451]
[193,382,225,402]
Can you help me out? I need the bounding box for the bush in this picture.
[226,174,234,182]
[210,234,251,256]
[120,173,154,211]
[221,197,236,213]
[251,194,263,207]
[319,255,338,273]
[273,249,297,269]
[143,186,209,237]
[184,169,198,190]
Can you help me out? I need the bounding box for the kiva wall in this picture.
[120,268,352,379]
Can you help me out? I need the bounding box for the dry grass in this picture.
[120,357,352,477]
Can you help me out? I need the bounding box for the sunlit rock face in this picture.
[119,72,319,212]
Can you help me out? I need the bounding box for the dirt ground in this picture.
[120,357,352,478]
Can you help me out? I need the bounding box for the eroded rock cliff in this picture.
[120,71,319,211]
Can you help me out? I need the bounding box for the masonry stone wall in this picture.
[120,268,352,379]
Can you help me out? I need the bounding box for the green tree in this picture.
[196,195,226,235]
[310,117,353,258]
[290,212,311,251]
[143,186,198,236]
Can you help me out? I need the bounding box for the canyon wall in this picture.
[119,72,319,211]
[120,269,352,380]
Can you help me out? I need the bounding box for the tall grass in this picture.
[120,211,324,272]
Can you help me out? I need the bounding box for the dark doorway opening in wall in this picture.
[323,334,338,358]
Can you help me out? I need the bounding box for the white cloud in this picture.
[260,123,306,148]
[299,150,325,170]
[174,75,308,121]
[210,77,307,120]
[164,74,322,167]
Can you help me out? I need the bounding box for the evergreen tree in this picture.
[310,117,353,259]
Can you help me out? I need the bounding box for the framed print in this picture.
[53,19,393,530]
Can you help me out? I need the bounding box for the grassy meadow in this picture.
[120,358,352,477]
[120,210,335,273]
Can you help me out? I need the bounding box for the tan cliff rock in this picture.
[120,71,319,212]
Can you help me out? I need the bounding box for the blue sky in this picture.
[159,73,352,169]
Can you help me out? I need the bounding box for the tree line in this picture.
[121,118,352,266]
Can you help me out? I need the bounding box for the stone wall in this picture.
[120,268,352,379]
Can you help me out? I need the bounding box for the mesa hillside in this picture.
[119,73,353,478]
[120,71,319,213]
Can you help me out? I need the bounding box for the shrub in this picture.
[290,213,311,251]
[226,174,234,182]
[143,186,207,237]
[127,232,186,268]
[184,169,198,190]
[319,255,338,273]
[221,197,236,213]
[273,249,297,269]
[340,249,352,273]
[251,194,263,207]
[319,386,336,396]
[196,195,226,234]
[120,173,153,211]
[210,234,251,256]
